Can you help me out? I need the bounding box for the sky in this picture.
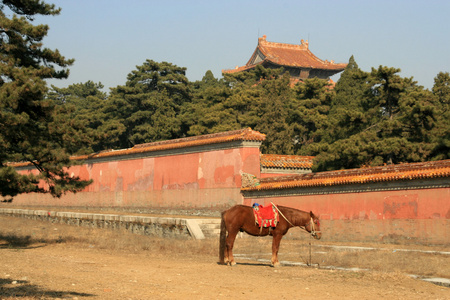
[35,0,450,92]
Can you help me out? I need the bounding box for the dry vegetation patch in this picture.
[0,215,449,299]
[1,216,448,278]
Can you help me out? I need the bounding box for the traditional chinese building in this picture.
[223,35,347,80]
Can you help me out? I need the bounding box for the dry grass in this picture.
[310,246,449,278]
[237,237,450,278]
[0,216,218,257]
[1,216,449,280]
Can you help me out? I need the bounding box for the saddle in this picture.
[252,203,279,228]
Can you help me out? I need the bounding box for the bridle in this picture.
[309,217,321,238]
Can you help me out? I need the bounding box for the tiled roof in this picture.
[10,128,266,167]
[223,35,347,74]
[242,160,450,191]
[83,128,265,160]
[260,154,314,170]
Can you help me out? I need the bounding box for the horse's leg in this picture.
[225,230,239,266]
[271,234,283,267]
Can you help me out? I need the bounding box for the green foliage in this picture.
[312,62,448,171]
[48,81,108,153]
[254,72,294,154]
[181,70,236,136]
[430,72,450,160]
[105,59,191,148]
[27,52,448,175]
[291,77,335,155]
[1,2,447,203]
[89,61,447,170]
[327,56,369,140]
[0,0,92,200]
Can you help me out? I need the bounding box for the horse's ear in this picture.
[310,211,314,218]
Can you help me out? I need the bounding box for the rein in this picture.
[271,202,295,227]
[271,202,320,237]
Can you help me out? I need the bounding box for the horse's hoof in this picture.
[228,261,236,267]
[272,262,281,268]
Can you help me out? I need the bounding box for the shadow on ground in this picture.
[0,278,95,298]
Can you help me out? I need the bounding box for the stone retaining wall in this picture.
[0,208,196,239]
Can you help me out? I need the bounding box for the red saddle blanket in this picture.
[253,204,279,228]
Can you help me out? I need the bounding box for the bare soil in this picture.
[1,216,449,300]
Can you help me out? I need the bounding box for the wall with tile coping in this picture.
[243,182,450,245]
[10,140,262,211]
[4,128,449,245]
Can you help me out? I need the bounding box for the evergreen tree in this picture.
[255,72,294,154]
[313,66,444,170]
[432,72,450,109]
[182,70,236,136]
[48,81,109,153]
[221,71,262,130]
[430,72,450,160]
[184,66,296,154]
[291,77,335,155]
[328,56,369,140]
[0,0,91,200]
[185,66,273,137]
[106,60,190,148]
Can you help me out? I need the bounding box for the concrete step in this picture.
[196,219,221,238]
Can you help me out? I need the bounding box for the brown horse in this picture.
[219,204,321,267]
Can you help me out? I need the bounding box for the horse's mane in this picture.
[277,205,308,214]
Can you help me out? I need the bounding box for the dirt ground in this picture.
[1,216,449,299]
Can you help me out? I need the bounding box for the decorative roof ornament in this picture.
[241,172,260,188]
[223,35,347,80]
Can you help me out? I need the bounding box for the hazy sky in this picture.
[36,0,449,92]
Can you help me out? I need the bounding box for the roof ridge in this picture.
[133,127,264,149]
[260,153,314,170]
[259,35,309,51]
[10,128,266,167]
[261,153,315,159]
[244,160,450,191]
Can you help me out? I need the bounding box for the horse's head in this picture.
[305,211,321,240]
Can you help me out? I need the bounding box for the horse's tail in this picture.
[219,210,227,264]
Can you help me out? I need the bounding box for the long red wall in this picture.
[12,146,261,210]
[7,129,450,246]
[243,187,450,245]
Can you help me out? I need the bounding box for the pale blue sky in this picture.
[37,0,449,92]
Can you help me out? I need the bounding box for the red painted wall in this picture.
[13,146,261,210]
[8,136,450,245]
[243,188,450,245]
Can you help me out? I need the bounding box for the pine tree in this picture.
[48,81,108,153]
[255,73,294,154]
[291,77,335,155]
[181,70,236,136]
[313,66,444,170]
[0,0,91,200]
[430,72,450,160]
[106,60,191,148]
[328,56,369,140]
